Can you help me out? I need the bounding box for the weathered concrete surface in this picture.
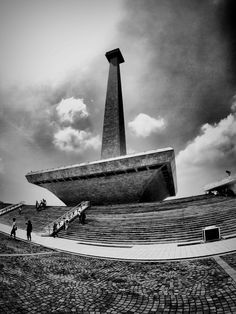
[101,48,126,159]
[26,148,177,206]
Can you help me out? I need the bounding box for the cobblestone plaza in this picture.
[1,233,236,313]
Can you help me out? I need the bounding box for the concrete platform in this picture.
[1,222,235,261]
[26,148,177,206]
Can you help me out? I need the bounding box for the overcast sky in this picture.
[0,0,236,205]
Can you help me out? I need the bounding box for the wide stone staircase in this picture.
[58,195,236,244]
[1,195,235,245]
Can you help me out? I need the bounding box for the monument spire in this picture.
[101,48,126,159]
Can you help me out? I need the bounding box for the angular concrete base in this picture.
[26,148,177,206]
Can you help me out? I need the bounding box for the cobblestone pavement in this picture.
[0,232,55,254]
[1,251,236,313]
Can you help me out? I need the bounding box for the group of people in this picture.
[9,198,47,240]
[52,211,87,237]
[10,218,32,241]
[52,219,70,237]
[9,202,87,240]
[35,199,47,211]
[206,188,235,197]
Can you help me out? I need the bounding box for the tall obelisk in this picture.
[101,48,126,159]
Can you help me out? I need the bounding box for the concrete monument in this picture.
[102,49,126,159]
[26,49,177,205]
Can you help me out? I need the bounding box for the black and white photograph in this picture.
[0,0,236,313]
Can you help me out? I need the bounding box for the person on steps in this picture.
[10,218,17,239]
[52,222,58,237]
[26,220,32,241]
[65,220,69,234]
[35,200,39,211]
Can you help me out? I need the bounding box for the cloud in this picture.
[53,126,101,153]
[128,113,166,138]
[174,99,236,197]
[53,97,101,154]
[177,101,236,172]
[56,97,89,123]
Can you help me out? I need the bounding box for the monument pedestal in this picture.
[26,148,177,206]
[26,48,177,206]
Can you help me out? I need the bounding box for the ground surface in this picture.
[222,253,236,272]
[1,233,236,313]
[0,232,54,254]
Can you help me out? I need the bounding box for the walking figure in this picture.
[19,206,22,215]
[81,211,86,225]
[10,218,17,239]
[65,220,69,234]
[52,222,58,237]
[36,200,39,211]
[26,220,32,241]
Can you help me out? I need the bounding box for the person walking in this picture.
[10,218,17,239]
[81,211,86,225]
[52,222,58,237]
[26,220,32,241]
[19,206,22,215]
[35,200,39,211]
[65,220,69,234]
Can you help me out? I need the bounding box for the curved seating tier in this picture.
[58,195,236,244]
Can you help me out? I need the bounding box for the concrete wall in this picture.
[141,169,169,202]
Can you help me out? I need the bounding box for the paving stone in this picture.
[1,231,236,313]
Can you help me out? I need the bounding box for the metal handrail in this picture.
[44,201,90,236]
[0,202,24,216]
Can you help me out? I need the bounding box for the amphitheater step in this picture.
[57,196,236,244]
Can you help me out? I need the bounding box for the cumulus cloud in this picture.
[128,113,166,138]
[174,99,236,197]
[53,126,100,153]
[56,97,89,123]
[177,102,236,171]
[52,97,101,154]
